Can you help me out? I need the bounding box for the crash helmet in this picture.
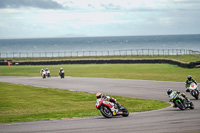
[187,75,192,81]
[60,68,63,70]
[96,92,102,99]
[167,88,173,95]
[46,68,48,71]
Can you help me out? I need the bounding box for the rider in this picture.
[185,75,197,92]
[96,92,123,109]
[45,68,50,77]
[59,68,64,75]
[167,88,189,107]
[40,69,44,75]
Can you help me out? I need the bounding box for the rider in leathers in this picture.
[40,69,44,76]
[185,75,197,92]
[96,92,123,109]
[59,68,64,75]
[167,88,189,107]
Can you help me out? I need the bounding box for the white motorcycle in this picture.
[59,70,65,79]
[46,70,51,78]
[187,82,199,100]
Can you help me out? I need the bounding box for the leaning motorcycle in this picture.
[187,82,199,100]
[169,92,194,110]
[96,98,129,118]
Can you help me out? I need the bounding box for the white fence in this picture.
[0,49,200,58]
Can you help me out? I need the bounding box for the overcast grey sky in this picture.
[0,0,200,39]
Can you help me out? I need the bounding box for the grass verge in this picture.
[0,64,199,82]
[0,82,169,123]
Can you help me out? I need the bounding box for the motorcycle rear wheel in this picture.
[100,106,113,118]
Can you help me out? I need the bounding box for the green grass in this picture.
[0,58,199,123]
[0,64,199,82]
[2,54,200,63]
[0,82,169,123]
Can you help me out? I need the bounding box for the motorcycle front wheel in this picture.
[100,106,113,118]
[189,102,194,109]
[121,106,129,117]
[174,100,185,110]
[193,90,199,100]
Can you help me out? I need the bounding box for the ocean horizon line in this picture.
[0,33,200,40]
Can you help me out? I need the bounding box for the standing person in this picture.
[185,75,197,92]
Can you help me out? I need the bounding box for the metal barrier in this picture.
[0,49,200,58]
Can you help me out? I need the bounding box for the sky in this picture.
[0,0,200,39]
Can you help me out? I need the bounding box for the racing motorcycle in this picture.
[187,82,199,100]
[59,70,65,79]
[169,91,194,110]
[42,71,46,79]
[46,70,51,78]
[96,98,129,118]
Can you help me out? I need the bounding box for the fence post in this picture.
[141,49,143,56]
[152,49,154,56]
[163,49,164,56]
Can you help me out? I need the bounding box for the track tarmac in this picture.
[0,76,200,133]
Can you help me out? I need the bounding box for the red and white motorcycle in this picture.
[42,71,46,79]
[96,98,129,118]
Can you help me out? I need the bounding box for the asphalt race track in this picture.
[0,76,200,133]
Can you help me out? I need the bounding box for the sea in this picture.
[0,34,200,57]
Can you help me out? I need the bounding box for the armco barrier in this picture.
[1,59,199,68]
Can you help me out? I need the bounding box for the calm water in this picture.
[0,34,200,53]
